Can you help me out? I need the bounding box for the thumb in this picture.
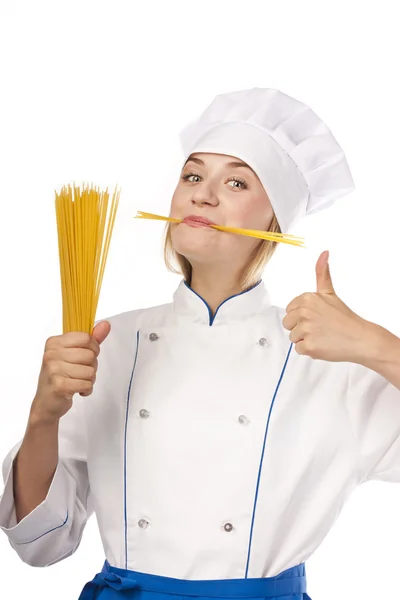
[91,320,111,345]
[316,250,335,295]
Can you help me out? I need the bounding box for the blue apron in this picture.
[78,559,311,599]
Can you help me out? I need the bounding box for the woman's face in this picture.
[169,152,274,268]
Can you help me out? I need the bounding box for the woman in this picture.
[1,87,400,600]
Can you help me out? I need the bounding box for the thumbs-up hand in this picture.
[282,251,372,363]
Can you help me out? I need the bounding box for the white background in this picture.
[0,1,399,598]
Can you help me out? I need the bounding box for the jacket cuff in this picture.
[0,443,69,545]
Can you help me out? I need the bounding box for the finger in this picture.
[46,332,100,357]
[57,362,97,383]
[289,325,305,344]
[282,309,303,331]
[55,348,98,368]
[293,340,307,355]
[283,313,296,330]
[285,297,301,314]
[316,251,335,295]
[55,376,94,396]
[91,321,111,345]
[286,293,316,314]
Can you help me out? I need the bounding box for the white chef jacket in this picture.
[1,279,400,580]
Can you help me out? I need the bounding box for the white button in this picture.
[149,333,159,341]
[238,415,249,425]
[223,522,234,532]
[139,409,150,418]
[258,337,269,347]
[138,519,149,528]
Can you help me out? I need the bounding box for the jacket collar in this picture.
[172,279,271,326]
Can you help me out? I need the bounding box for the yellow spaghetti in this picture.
[55,183,120,335]
[134,211,305,248]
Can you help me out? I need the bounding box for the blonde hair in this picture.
[163,213,281,291]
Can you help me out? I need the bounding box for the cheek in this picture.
[169,190,187,217]
[170,224,184,254]
[229,196,272,229]
[227,205,262,229]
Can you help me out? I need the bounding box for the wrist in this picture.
[28,400,60,430]
[357,321,400,372]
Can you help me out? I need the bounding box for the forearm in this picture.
[13,404,60,523]
[358,323,400,390]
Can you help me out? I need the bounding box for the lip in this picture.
[182,215,216,227]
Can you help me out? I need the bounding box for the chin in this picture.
[173,244,214,262]
[172,242,216,264]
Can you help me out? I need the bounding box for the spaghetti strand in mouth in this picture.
[134,211,306,248]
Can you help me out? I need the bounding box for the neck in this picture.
[189,264,246,316]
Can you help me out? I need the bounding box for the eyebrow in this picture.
[184,156,252,170]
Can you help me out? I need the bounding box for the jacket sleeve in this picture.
[347,362,400,483]
[0,390,93,567]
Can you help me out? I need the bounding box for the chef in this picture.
[1,87,400,600]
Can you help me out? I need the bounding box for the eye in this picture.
[181,171,202,183]
[227,177,247,190]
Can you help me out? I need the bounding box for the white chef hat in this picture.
[179,87,355,233]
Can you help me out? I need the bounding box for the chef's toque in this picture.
[179,87,355,233]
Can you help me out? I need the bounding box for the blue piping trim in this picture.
[15,511,69,544]
[124,329,140,569]
[244,341,294,578]
[183,280,262,326]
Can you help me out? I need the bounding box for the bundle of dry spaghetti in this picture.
[134,211,305,248]
[55,183,120,335]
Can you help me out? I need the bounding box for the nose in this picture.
[190,182,219,207]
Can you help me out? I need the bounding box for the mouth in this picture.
[182,215,216,228]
